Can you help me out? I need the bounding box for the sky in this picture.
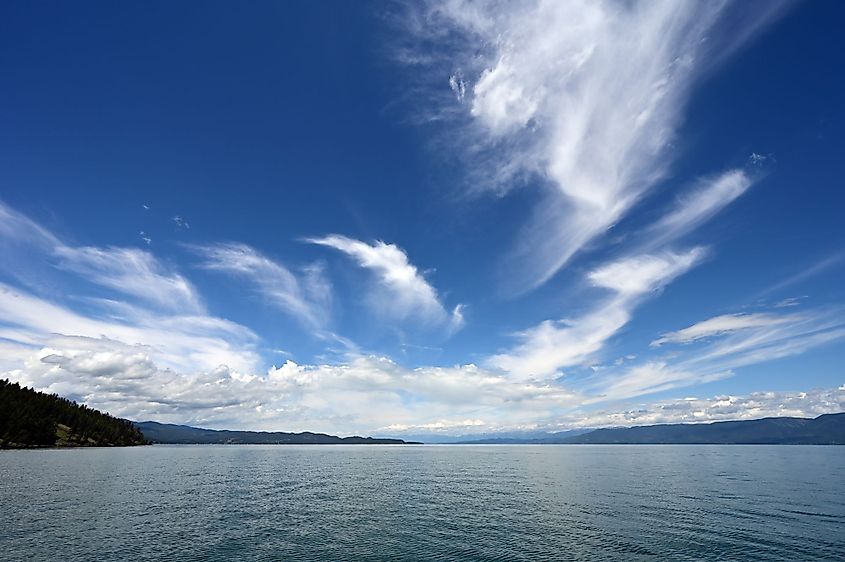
[1,0,844,437]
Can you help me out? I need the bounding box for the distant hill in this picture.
[135,421,418,445]
[456,429,591,444]
[0,379,149,448]
[562,413,845,444]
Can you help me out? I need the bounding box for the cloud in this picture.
[172,215,190,229]
[307,235,463,330]
[586,361,730,403]
[489,248,704,379]
[55,245,204,314]
[679,308,845,373]
[401,1,785,293]
[0,283,259,375]
[0,200,203,314]
[642,169,754,250]
[588,249,705,296]
[557,385,845,429]
[3,336,581,434]
[651,312,791,347]
[193,243,332,331]
[6,324,841,436]
[588,306,845,402]
[758,252,845,298]
[0,201,60,249]
[448,73,466,102]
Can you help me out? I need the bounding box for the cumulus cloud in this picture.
[3,337,581,434]
[194,243,332,331]
[563,385,845,429]
[401,1,785,293]
[5,328,841,436]
[307,235,463,331]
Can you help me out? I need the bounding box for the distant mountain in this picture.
[395,429,593,444]
[562,413,845,444]
[135,421,418,445]
[0,379,149,448]
[455,429,592,444]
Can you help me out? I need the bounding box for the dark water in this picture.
[1,445,844,561]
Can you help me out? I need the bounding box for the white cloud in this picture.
[5,324,841,435]
[489,248,704,379]
[758,252,845,298]
[558,385,845,429]
[586,361,730,403]
[643,169,753,250]
[3,337,582,434]
[0,283,259,375]
[585,306,845,404]
[194,243,332,331]
[651,312,792,347]
[1,200,203,314]
[448,73,466,102]
[588,249,705,296]
[403,1,785,292]
[681,309,845,372]
[55,245,203,314]
[307,235,463,330]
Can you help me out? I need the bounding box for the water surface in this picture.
[2,445,843,561]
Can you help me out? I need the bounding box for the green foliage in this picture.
[0,379,149,448]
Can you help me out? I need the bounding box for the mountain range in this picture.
[135,421,417,445]
[454,413,845,445]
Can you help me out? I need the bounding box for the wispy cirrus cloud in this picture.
[641,169,754,251]
[55,245,204,314]
[651,312,791,347]
[586,305,845,402]
[307,234,464,332]
[193,243,333,332]
[1,200,203,314]
[489,248,705,380]
[401,1,786,293]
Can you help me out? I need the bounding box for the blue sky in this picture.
[1,0,843,435]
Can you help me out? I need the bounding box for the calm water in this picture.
[1,445,844,561]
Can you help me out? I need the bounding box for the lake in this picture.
[1,445,843,561]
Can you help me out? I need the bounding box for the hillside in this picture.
[135,421,418,445]
[562,413,845,444]
[0,379,149,448]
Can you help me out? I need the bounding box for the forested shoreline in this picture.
[0,379,149,448]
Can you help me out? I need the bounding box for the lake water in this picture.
[1,445,843,561]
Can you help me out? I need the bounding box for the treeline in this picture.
[0,379,149,448]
